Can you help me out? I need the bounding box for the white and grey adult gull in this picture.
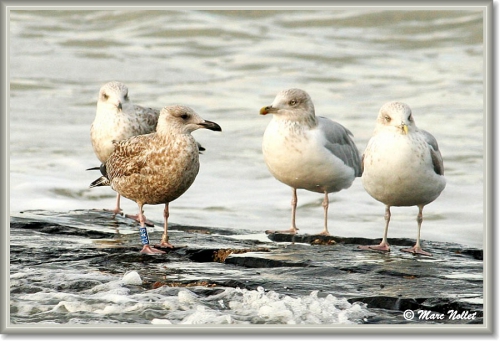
[90,105,221,255]
[359,101,446,256]
[260,88,362,236]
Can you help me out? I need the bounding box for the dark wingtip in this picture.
[89,176,110,188]
[197,142,206,153]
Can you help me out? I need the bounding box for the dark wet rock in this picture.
[184,247,270,263]
[56,280,104,292]
[266,232,417,247]
[348,296,423,311]
[267,233,339,245]
[448,248,483,261]
[225,254,313,268]
[10,210,484,325]
[10,219,115,239]
[10,286,44,294]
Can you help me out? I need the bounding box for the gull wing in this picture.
[421,129,444,176]
[106,134,156,179]
[133,105,161,134]
[318,116,362,177]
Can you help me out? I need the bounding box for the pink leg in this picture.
[102,193,123,217]
[265,188,299,235]
[401,205,432,256]
[155,203,174,248]
[140,244,165,255]
[136,202,165,255]
[125,212,155,227]
[113,194,122,216]
[317,192,330,236]
[359,205,391,252]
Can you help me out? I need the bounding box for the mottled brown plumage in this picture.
[91,105,221,254]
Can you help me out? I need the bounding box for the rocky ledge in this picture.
[10,209,483,325]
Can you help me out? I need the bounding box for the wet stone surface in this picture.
[10,210,483,325]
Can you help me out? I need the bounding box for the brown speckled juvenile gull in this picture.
[89,81,206,225]
[260,88,362,236]
[90,105,221,255]
[359,101,446,256]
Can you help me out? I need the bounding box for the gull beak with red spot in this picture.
[260,106,278,115]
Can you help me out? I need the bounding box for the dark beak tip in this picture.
[203,121,222,132]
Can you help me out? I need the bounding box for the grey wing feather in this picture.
[421,129,444,176]
[318,117,362,177]
[134,105,161,133]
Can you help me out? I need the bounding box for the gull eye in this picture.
[180,113,189,119]
[408,114,413,121]
[102,93,109,100]
[384,115,391,122]
[289,100,297,106]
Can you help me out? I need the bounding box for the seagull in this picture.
[89,81,204,225]
[260,88,362,236]
[90,81,160,223]
[90,105,221,255]
[359,101,446,256]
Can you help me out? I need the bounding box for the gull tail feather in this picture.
[90,176,110,188]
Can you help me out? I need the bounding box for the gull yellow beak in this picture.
[402,124,408,134]
[260,106,270,115]
[260,105,279,115]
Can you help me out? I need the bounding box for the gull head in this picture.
[98,81,131,112]
[376,101,416,135]
[157,105,222,135]
[260,88,316,125]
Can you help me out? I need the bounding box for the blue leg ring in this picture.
[139,227,150,245]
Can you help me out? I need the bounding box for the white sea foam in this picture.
[122,271,142,285]
[151,318,173,324]
[10,266,373,325]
